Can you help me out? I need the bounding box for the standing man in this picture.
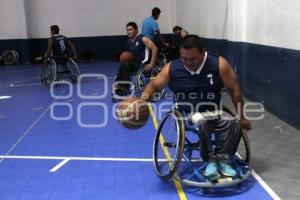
[142,7,169,49]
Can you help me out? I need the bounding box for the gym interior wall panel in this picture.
[0,0,28,40]
[175,0,229,40]
[244,0,300,50]
[24,0,174,38]
[175,0,300,50]
[0,0,28,62]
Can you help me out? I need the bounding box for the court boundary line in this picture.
[0,155,154,161]
[251,170,281,200]
[49,158,70,172]
[0,82,41,88]
[0,76,39,85]
[0,155,282,199]
[0,90,65,164]
[0,106,51,163]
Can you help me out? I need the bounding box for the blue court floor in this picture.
[0,62,278,200]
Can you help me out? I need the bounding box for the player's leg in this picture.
[214,117,241,177]
[114,61,137,95]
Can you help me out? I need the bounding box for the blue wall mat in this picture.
[199,37,300,130]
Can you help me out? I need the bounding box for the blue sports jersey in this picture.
[168,53,224,113]
[127,34,149,64]
[142,17,159,40]
[51,35,68,57]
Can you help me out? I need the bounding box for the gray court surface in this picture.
[223,93,300,200]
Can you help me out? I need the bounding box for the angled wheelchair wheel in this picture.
[40,59,56,87]
[236,128,250,163]
[153,109,186,181]
[12,50,19,64]
[66,58,80,82]
[135,66,164,101]
[2,50,17,65]
[135,66,147,93]
[222,105,250,164]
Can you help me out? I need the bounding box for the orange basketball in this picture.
[119,51,134,62]
[116,97,149,129]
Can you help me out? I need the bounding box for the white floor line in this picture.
[0,90,65,164]
[49,158,70,172]
[0,105,50,164]
[251,170,282,200]
[0,154,282,199]
[0,155,153,162]
[235,154,282,199]
[0,82,41,88]
[0,77,39,85]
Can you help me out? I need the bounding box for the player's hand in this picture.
[145,63,154,71]
[164,43,170,47]
[240,118,251,130]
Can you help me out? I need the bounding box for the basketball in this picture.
[119,51,134,62]
[116,97,149,129]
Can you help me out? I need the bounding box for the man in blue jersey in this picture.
[44,25,77,63]
[140,35,251,181]
[113,22,158,96]
[142,7,169,50]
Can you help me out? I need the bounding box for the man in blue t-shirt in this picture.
[140,35,251,181]
[113,22,158,96]
[142,7,169,50]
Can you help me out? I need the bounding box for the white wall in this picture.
[2,0,299,50]
[244,0,300,50]
[175,0,300,50]
[24,0,174,38]
[175,0,229,40]
[0,0,28,39]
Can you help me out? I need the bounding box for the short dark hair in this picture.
[50,25,59,34]
[182,35,204,52]
[126,22,138,30]
[152,7,161,16]
[173,26,182,32]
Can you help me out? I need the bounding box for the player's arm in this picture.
[44,38,53,62]
[219,57,251,129]
[142,36,158,70]
[141,63,170,101]
[181,29,188,38]
[68,40,78,59]
[155,29,169,47]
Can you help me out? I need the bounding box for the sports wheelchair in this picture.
[112,52,167,102]
[153,105,251,192]
[40,56,80,87]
